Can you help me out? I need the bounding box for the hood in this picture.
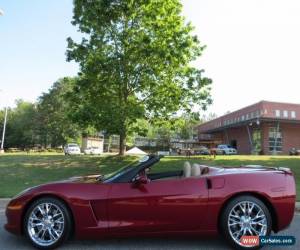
[66,174,103,183]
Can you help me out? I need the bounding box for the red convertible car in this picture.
[5,155,296,249]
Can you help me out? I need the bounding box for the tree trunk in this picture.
[119,131,126,156]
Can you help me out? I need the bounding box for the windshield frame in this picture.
[102,155,161,183]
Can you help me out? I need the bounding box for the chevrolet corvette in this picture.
[5,155,296,249]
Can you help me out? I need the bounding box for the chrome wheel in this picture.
[228,201,267,247]
[27,202,65,247]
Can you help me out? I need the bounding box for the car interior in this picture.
[147,161,214,181]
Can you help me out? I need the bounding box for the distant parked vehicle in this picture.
[194,146,210,155]
[64,143,81,155]
[289,147,300,156]
[84,147,102,155]
[216,144,237,155]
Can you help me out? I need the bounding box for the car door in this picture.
[106,176,208,233]
[148,177,208,232]
[106,181,156,233]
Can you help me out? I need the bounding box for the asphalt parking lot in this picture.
[0,200,299,250]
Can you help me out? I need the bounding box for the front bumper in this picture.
[4,199,26,235]
[68,151,81,155]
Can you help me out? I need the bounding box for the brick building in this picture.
[197,101,300,155]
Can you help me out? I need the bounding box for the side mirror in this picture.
[132,175,148,187]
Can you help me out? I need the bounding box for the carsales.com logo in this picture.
[240,235,296,246]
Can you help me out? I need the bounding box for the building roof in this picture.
[198,101,300,133]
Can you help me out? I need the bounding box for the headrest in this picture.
[191,164,201,176]
[183,161,191,177]
[192,163,209,175]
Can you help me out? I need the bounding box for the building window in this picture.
[283,110,288,118]
[291,111,296,119]
[252,129,261,154]
[269,127,282,152]
[275,110,281,117]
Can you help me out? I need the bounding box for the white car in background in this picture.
[64,143,81,155]
[84,147,102,155]
[217,144,237,155]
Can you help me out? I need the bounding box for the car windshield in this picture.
[68,144,78,147]
[102,155,150,182]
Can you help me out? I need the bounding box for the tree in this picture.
[67,0,212,155]
[2,100,38,149]
[37,77,82,147]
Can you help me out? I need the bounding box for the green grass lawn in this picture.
[0,153,299,200]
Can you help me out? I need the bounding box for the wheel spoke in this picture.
[229,217,241,224]
[48,228,56,240]
[250,225,261,235]
[45,203,50,214]
[31,222,43,227]
[248,203,255,214]
[37,206,45,216]
[239,203,246,214]
[40,229,46,240]
[229,222,240,226]
[53,212,62,219]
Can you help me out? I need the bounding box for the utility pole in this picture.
[0,106,8,153]
[0,88,8,153]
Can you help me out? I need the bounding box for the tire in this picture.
[24,197,72,249]
[220,195,272,250]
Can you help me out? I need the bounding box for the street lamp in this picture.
[0,107,8,153]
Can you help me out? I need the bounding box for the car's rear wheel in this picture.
[221,195,272,250]
[24,197,72,249]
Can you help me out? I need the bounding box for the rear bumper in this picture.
[274,174,296,232]
[273,196,295,232]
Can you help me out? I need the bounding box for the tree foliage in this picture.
[67,0,212,155]
[37,77,82,147]
[2,100,38,148]
[0,78,84,149]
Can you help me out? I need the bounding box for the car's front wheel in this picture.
[24,197,72,249]
[221,195,272,250]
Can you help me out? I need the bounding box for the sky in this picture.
[1,0,300,116]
